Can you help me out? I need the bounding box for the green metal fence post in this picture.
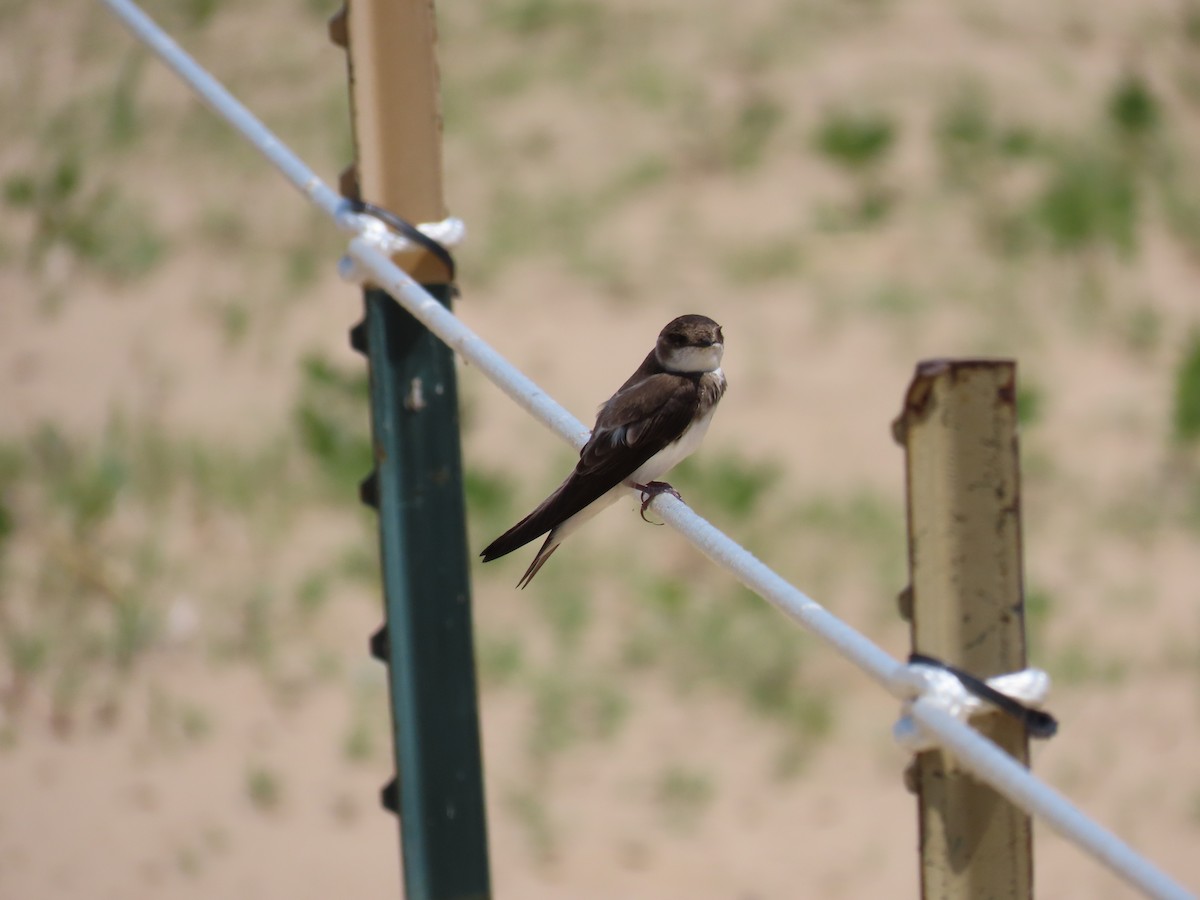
[352,284,491,899]
[333,0,491,894]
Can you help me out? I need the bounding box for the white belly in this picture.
[629,404,716,485]
[552,404,717,545]
[553,367,724,545]
[551,486,624,543]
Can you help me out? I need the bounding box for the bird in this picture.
[481,314,727,588]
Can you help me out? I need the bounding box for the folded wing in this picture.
[480,374,700,561]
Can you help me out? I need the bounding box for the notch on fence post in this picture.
[333,0,491,897]
[894,359,1033,900]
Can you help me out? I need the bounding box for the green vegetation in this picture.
[533,579,592,652]
[927,69,1200,269]
[1016,381,1044,427]
[526,670,628,763]
[1033,148,1138,255]
[813,108,897,171]
[293,354,373,496]
[489,0,602,36]
[1107,72,1160,141]
[245,763,284,812]
[476,632,525,686]
[1023,585,1054,651]
[342,676,384,764]
[141,0,228,30]
[934,87,992,183]
[620,574,835,761]
[670,453,782,524]
[506,787,558,865]
[720,237,805,285]
[811,106,899,228]
[106,53,146,148]
[727,94,786,172]
[656,765,714,831]
[1172,334,1200,444]
[465,468,518,538]
[935,89,1042,182]
[0,408,380,732]
[3,154,167,282]
[1049,640,1129,687]
[146,689,214,747]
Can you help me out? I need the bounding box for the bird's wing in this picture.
[480,374,699,561]
[579,373,699,475]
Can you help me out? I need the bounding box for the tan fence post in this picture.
[894,359,1033,899]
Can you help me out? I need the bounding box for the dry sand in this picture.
[2,0,1199,897]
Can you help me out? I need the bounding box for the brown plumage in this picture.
[481,314,727,588]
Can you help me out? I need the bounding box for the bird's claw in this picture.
[635,481,683,523]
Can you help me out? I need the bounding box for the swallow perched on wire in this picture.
[481,314,727,588]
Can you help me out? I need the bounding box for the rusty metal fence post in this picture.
[894,359,1033,899]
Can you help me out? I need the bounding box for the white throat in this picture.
[660,344,723,374]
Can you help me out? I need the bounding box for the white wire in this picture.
[99,1,1197,897]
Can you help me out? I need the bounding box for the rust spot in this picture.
[337,162,360,201]
[327,5,348,47]
[892,360,947,444]
[894,359,1018,443]
[996,368,1016,406]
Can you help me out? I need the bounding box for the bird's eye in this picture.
[668,332,687,345]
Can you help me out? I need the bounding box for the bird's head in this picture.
[655,314,724,373]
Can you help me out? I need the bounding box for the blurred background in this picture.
[3,0,1200,896]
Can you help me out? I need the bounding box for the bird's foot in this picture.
[634,481,683,523]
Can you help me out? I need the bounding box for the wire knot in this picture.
[352,212,467,256]
[338,199,464,285]
[894,653,1057,752]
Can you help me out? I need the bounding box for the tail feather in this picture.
[516,535,560,589]
[480,476,577,561]
[480,501,558,562]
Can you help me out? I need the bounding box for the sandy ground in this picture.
[3,0,1200,897]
